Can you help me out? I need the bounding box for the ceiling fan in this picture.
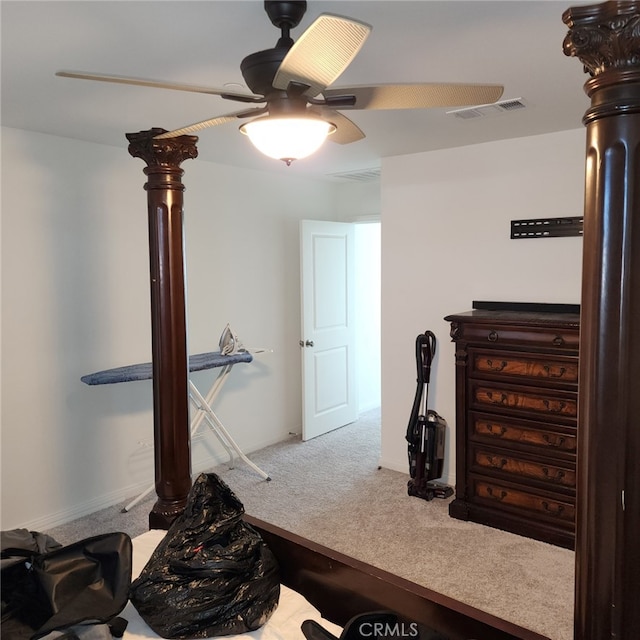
[56,0,504,165]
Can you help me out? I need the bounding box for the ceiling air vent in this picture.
[447,97,527,120]
[329,167,381,182]
[499,98,527,111]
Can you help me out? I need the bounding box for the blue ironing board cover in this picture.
[81,351,253,385]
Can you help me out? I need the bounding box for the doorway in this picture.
[354,221,381,412]
[299,219,381,440]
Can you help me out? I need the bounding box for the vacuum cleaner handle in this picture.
[406,330,437,450]
[417,330,436,386]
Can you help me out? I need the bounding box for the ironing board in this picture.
[81,350,271,512]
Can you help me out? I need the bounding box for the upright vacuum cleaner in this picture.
[406,331,454,501]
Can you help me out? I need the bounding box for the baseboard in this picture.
[377,457,409,474]
[378,456,455,488]
[18,432,294,532]
[17,480,152,532]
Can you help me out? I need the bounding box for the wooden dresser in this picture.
[445,306,580,549]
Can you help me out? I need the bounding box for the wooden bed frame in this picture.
[126,2,639,638]
[244,515,550,640]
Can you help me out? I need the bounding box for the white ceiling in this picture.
[1,0,595,181]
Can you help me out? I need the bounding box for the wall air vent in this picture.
[447,98,527,120]
[328,167,381,182]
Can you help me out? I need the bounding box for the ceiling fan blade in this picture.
[55,70,262,101]
[273,14,371,97]
[309,107,365,145]
[154,107,267,139]
[324,83,504,110]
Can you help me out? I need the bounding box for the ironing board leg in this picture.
[189,378,271,481]
[122,483,156,513]
[122,362,270,513]
[189,382,235,466]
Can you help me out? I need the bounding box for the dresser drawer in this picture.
[470,412,577,455]
[470,381,578,421]
[470,348,578,385]
[452,322,579,351]
[471,476,576,524]
[469,444,576,491]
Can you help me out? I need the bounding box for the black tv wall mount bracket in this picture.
[510,216,583,239]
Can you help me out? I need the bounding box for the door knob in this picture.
[305,340,314,347]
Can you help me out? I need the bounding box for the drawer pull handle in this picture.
[486,487,507,501]
[543,399,567,414]
[543,365,567,378]
[486,455,508,469]
[486,423,507,437]
[553,335,565,346]
[486,391,509,406]
[486,359,508,372]
[543,434,566,447]
[542,467,566,483]
[542,501,565,517]
[488,330,499,342]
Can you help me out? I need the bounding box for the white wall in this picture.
[335,180,382,223]
[380,129,586,483]
[1,126,348,529]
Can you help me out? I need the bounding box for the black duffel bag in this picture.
[129,473,280,638]
[1,530,132,640]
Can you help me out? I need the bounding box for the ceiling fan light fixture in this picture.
[240,115,335,165]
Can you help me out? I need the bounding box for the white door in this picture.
[300,220,358,440]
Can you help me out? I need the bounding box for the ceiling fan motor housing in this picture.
[264,1,307,29]
[241,1,308,97]
[240,47,289,96]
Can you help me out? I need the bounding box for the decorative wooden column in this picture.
[126,128,198,529]
[562,3,640,639]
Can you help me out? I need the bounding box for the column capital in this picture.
[562,1,640,78]
[126,128,198,168]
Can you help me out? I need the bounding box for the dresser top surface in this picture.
[444,309,581,328]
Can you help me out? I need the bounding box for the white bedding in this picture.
[122,530,342,640]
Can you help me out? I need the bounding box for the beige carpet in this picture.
[47,407,574,640]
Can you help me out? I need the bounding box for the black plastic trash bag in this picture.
[129,473,280,638]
